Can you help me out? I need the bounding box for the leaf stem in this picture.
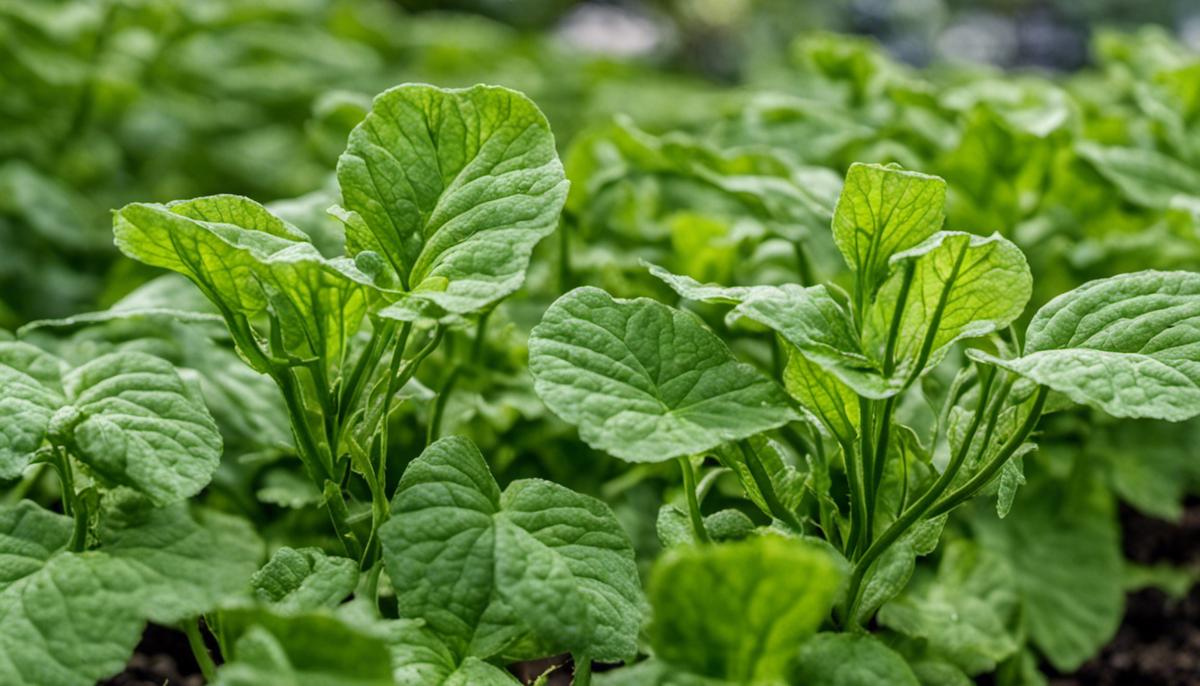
[573,654,593,686]
[182,617,218,683]
[738,439,804,531]
[677,457,710,544]
[857,398,875,551]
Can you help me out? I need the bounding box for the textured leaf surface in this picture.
[251,547,358,612]
[1077,143,1200,208]
[0,501,260,686]
[59,352,222,505]
[529,287,795,462]
[792,633,920,686]
[380,436,643,661]
[864,231,1031,381]
[387,619,520,686]
[647,536,842,683]
[337,84,568,315]
[832,163,946,290]
[0,343,65,479]
[782,346,859,447]
[974,271,1200,421]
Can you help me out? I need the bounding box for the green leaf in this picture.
[215,610,395,686]
[56,352,223,505]
[730,284,893,398]
[878,540,1020,675]
[647,536,843,683]
[655,506,756,547]
[386,619,521,686]
[0,500,261,686]
[529,287,796,462]
[1077,143,1200,208]
[113,196,376,374]
[972,271,1200,421]
[864,232,1031,382]
[782,345,859,447]
[645,261,755,304]
[336,84,568,316]
[0,342,66,480]
[832,163,947,292]
[970,475,1123,672]
[791,633,920,686]
[855,515,946,625]
[251,547,359,612]
[379,436,643,662]
[712,436,806,519]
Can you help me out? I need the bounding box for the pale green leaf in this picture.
[792,633,920,686]
[832,163,946,290]
[972,271,1200,421]
[336,84,568,315]
[0,342,66,480]
[251,547,358,612]
[386,618,520,686]
[1077,143,1200,208]
[782,345,859,447]
[529,287,796,462]
[864,232,1031,382]
[647,536,843,683]
[380,436,643,662]
[0,500,261,686]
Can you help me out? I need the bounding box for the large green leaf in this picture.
[336,84,568,317]
[0,500,260,686]
[970,476,1123,672]
[646,536,843,683]
[529,287,795,462]
[972,271,1200,421]
[379,436,643,662]
[832,163,946,292]
[0,342,65,479]
[791,633,920,686]
[864,231,1031,383]
[113,196,376,374]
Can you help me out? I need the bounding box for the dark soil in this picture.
[100,623,207,686]
[1048,500,1200,686]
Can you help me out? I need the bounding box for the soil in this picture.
[100,502,1200,685]
[1047,499,1200,686]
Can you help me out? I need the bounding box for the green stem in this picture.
[3,464,44,504]
[339,320,397,425]
[182,618,218,683]
[928,386,1048,518]
[857,398,875,550]
[677,457,710,544]
[842,367,998,623]
[427,312,489,445]
[323,480,363,561]
[840,436,866,559]
[739,440,804,531]
[573,654,593,686]
[867,395,896,534]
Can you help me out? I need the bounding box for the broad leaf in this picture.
[646,536,843,683]
[251,547,359,612]
[864,231,1031,382]
[529,287,795,462]
[832,163,946,292]
[336,84,568,316]
[972,271,1200,421]
[0,500,260,686]
[387,618,520,686]
[792,633,920,686]
[0,342,66,479]
[55,352,222,505]
[379,436,643,662]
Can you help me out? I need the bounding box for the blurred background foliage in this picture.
[3,2,1199,677]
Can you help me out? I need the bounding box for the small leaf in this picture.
[0,342,66,479]
[864,231,1031,382]
[647,536,843,683]
[336,84,568,315]
[387,618,521,686]
[971,271,1200,421]
[792,633,920,686]
[782,345,859,447]
[379,436,643,662]
[856,515,946,625]
[832,163,946,292]
[529,287,796,462]
[251,547,359,612]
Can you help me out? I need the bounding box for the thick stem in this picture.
[840,436,867,559]
[857,398,875,550]
[842,366,999,623]
[573,654,593,686]
[323,480,363,561]
[677,457,710,544]
[182,618,218,683]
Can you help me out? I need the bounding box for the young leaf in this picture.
[791,633,920,686]
[387,618,521,686]
[379,436,643,662]
[0,500,260,686]
[336,84,568,316]
[0,342,66,480]
[832,163,946,292]
[971,271,1200,421]
[646,536,843,683]
[529,287,796,462]
[56,352,222,505]
[782,346,859,447]
[251,546,359,612]
[864,231,1031,382]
